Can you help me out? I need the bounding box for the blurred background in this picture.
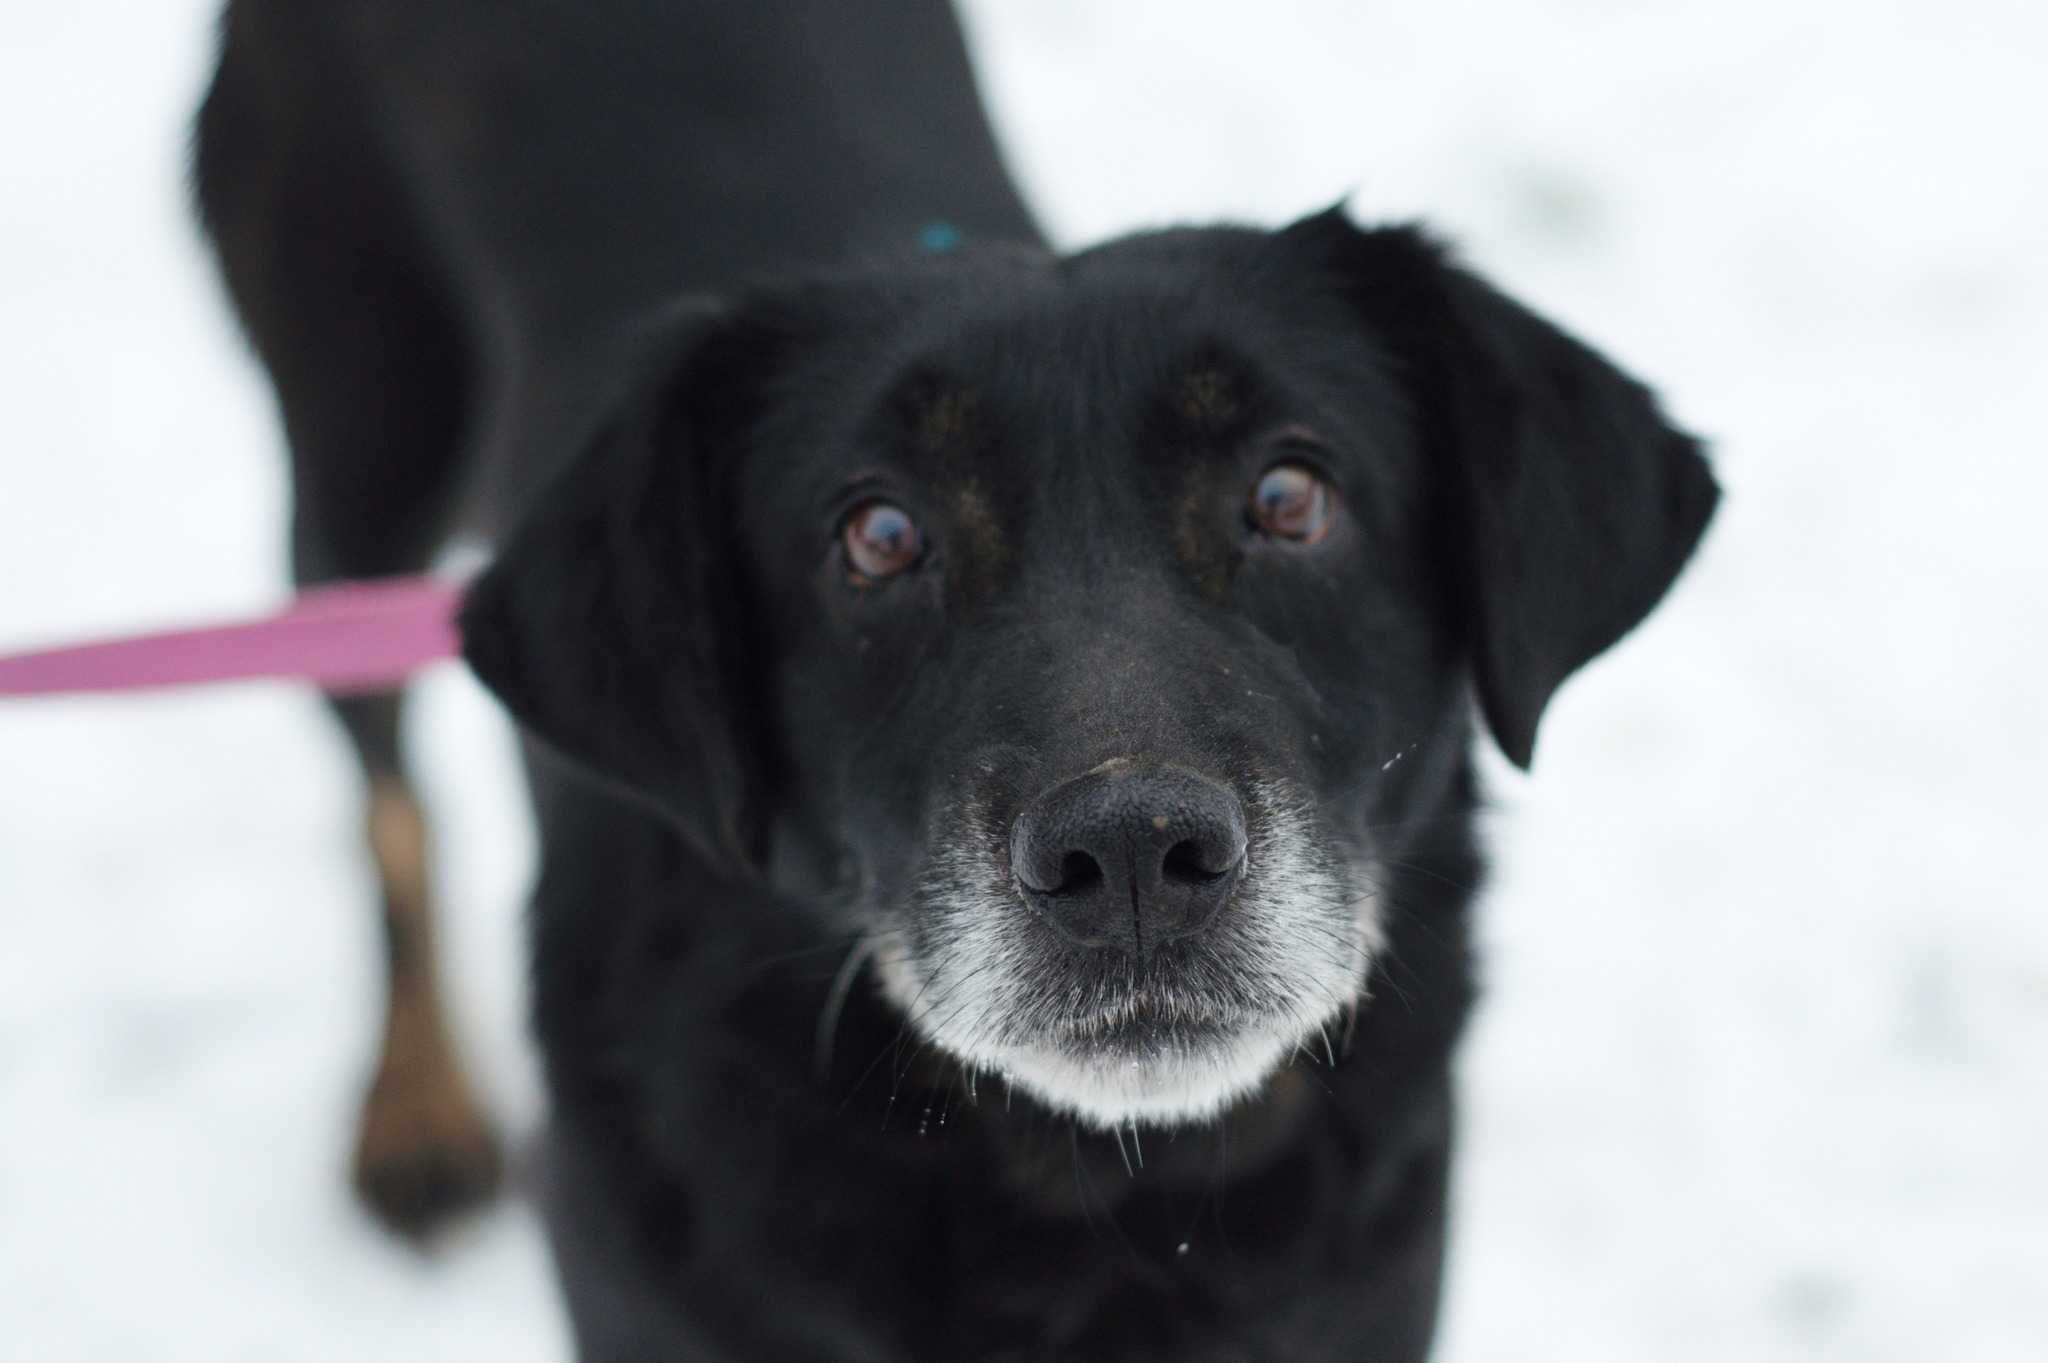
[2,1,2042,1359]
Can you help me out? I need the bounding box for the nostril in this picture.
[1054,850,1105,897]
[1161,838,1236,886]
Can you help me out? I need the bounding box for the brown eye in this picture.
[841,500,923,581]
[1248,462,1335,544]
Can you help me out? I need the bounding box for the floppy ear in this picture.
[1284,209,1719,768]
[460,310,768,866]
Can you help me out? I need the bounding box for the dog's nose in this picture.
[1010,761,1248,957]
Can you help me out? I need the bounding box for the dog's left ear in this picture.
[1279,208,1719,768]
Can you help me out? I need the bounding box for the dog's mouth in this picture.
[1052,991,1237,1058]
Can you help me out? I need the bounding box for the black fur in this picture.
[196,2,1715,1357]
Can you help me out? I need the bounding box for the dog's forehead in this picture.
[855,269,1294,481]
[870,263,1407,510]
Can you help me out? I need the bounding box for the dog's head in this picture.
[462,210,1716,1130]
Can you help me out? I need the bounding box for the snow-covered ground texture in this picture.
[3,1,2043,1358]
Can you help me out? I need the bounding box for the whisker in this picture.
[1111,1124,1134,1178]
[1378,855,1483,897]
[812,936,877,1083]
[1070,1125,1101,1240]
[741,933,868,981]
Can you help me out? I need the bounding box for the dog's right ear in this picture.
[460,308,770,869]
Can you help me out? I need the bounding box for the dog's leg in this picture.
[196,13,501,1239]
[283,390,506,1244]
[341,694,504,1239]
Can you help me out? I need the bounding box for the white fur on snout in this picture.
[871,778,1382,1130]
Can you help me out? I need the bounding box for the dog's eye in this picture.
[1247,463,1335,544]
[841,500,924,581]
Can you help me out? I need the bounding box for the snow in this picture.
[3,1,2043,1357]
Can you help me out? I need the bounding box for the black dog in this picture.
[197,1,1716,1357]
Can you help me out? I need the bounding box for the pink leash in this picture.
[0,576,466,700]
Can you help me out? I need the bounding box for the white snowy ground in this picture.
[2,1,2042,1358]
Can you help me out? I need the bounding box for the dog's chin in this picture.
[986,1022,1305,1129]
[876,975,1353,1130]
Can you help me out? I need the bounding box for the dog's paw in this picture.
[350,1035,504,1241]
